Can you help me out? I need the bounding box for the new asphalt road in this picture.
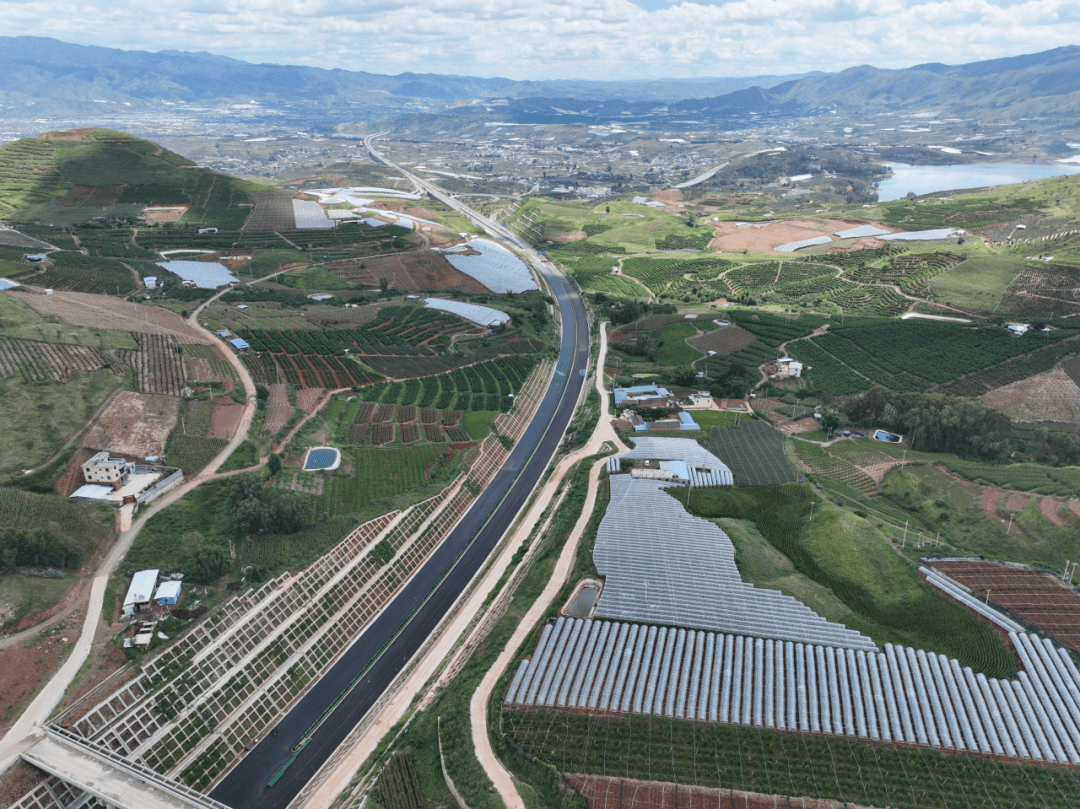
[211,262,590,809]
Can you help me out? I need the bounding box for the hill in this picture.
[378,45,1080,128]
[0,128,263,228]
[0,36,817,117]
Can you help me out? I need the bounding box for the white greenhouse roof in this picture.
[156,261,238,289]
[425,298,510,326]
[593,477,876,650]
[444,239,539,294]
[834,225,891,239]
[774,235,834,252]
[879,228,959,241]
[292,199,334,229]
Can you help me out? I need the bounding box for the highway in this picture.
[211,139,590,809]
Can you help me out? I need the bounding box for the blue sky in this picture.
[5,0,1079,80]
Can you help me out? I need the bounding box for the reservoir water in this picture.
[875,162,1080,202]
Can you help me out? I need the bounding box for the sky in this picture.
[5,0,1080,80]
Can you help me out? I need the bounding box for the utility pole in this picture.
[809,500,816,521]
[1007,514,1013,534]
[902,521,908,548]
[985,589,991,605]
[901,449,906,470]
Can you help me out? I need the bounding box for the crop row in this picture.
[359,355,535,412]
[727,311,829,347]
[21,251,137,295]
[830,321,1079,385]
[504,708,1080,809]
[621,257,732,294]
[786,340,873,396]
[242,352,381,388]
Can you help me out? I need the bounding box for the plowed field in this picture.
[326,251,490,293]
[565,774,867,809]
[930,560,1080,653]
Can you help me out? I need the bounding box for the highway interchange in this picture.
[211,140,591,809]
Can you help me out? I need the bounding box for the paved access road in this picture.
[212,154,590,809]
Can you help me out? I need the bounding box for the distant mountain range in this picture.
[490,47,1080,124]
[1,37,1078,126]
[0,36,818,115]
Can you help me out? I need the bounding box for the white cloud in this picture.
[3,0,1079,79]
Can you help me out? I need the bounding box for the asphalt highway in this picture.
[211,196,590,808]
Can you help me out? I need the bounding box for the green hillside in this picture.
[0,128,256,228]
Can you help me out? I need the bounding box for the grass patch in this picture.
[315,445,463,520]
[671,484,1017,678]
[0,370,123,472]
[929,255,1025,313]
[0,574,79,630]
[653,321,704,366]
[0,260,28,277]
[124,482,231,575]
[166,434,228,475]
[219,440,261,473]
[0,293,138,349]
[277,264,350,290]
[719,516,855,625]
[684,410,739,430]
[460,410,497,440]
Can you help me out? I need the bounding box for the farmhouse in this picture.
[154,580,181,606]
[81,451,129,488]
[123,569,160,616]
[613,384,676,408]
[1007,323,1031,336]
[679,391,715,409]
[775,357,803,378]
[229,337,250,352]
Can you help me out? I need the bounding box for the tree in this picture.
[821,410,842,434]
[268,453,282,476]
[193,545,229,584]
[671,366,698,387]
[379,277,390,297]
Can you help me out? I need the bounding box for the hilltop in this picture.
[0,128,265,228]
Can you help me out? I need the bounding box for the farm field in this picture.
[505,710,1080,809]
[0,369,123,471]
[928,256,1025,313]
[687,324,756,355]
[356,354,536,412]
[981,365,1080,422]
[652,322,703,365]
[78,390,180,459]
[18,252,137,296]
[706,420,800,486]
[0,129,256,229]
[928,559,1080,653]
[0,337,110,383]
[0,292,138,350]
[15,290,209,343]
[325,251,491,294]
[787,319,1080,396]
[996,262,1080,319]
[313,444,462,519]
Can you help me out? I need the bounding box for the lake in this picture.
[876,162,1080,202]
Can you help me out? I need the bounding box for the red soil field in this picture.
[930,560,1080,653]
[325,251,490,294]
[208,399,245,439]
[565,774,869,809]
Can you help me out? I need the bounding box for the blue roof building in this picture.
[229,337,250,351]
[678,412,700,431]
